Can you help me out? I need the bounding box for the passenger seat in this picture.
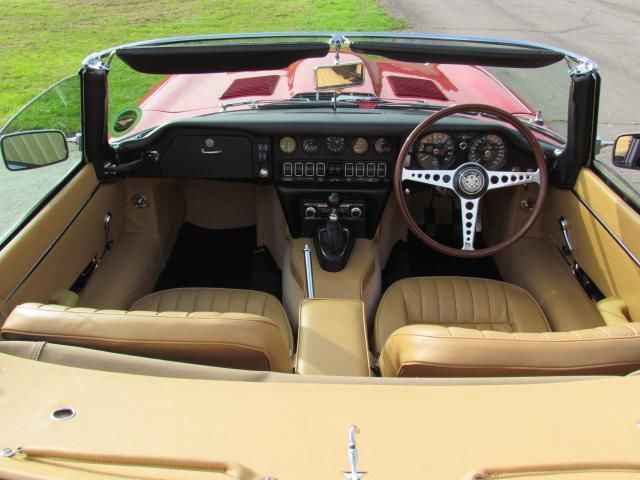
[1,288,293,372]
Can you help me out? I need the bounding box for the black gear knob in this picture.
[328,192,341,209]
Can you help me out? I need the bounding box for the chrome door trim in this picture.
[2,185,100,304]
[573,191,640,269]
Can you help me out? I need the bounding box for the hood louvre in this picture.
[387,76,447,101]
[220,75,280,99]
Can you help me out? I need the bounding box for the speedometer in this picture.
[468,134,507,170]
[416,132,455,169]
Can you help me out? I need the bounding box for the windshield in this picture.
[105,34,576,143]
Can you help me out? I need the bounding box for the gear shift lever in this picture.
[313,192,355,272]
[325,193,347,254]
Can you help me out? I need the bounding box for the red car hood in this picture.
[132,52,536,133]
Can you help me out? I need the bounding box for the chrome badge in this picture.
[342,425,367,480]
[458,167,485,195]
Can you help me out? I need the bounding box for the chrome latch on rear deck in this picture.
[342,425,366,480]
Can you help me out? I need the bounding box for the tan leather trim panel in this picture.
[185,180,257,229]
[574,169,640,258]
[289,238,375,301]
[0,164,98,305]
[495,237,604,331]
[123,178,185,262]
[79,233,164,310]
[296,299,370,376]
[598,297,631,325]
[287,238,377,328]
[1,303,293,372]
[379,323,640,377]
[544,169,640,321]
[1,353,640,479]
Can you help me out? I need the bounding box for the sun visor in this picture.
[350,42,565,68]
[116,43,331,74]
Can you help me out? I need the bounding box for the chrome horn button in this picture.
[454,164,489,198]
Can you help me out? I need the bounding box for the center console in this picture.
[274,135,396,271]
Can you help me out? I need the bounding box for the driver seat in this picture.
[375,276,640,377]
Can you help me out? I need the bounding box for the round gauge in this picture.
[326,136,346,153]
[374,137,392,154]
[468,134,507,170]
[416,132,455,169]
[302,136,321,154]
[279,136,297,154]
[351,137,369,154]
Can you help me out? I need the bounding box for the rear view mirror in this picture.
[612,133,640,170]
[314,62,365,90]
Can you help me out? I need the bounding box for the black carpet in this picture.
[382,228,502,293]
[155,223,282,299]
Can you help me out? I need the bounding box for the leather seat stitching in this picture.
[484,280,492,326]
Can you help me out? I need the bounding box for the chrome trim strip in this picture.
[3,185,99,304]
[303,244,315,299]
[573,191,640,268]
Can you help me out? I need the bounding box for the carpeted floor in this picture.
[154,223,282,300]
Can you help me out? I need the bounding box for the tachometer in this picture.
[416,132,455,169]
[302,136,321,154]
[326,136,346,153]
[279,136,297,154]
[468,134,507,170]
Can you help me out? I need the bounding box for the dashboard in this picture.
[113,109,556,239]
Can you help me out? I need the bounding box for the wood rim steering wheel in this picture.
[394,104,548,258]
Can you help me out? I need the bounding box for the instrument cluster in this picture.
[413,131,511,171]
[279,135,393,156]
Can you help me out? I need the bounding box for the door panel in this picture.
[0,164,126,311]
[544,168,640,321]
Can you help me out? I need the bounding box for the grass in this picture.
[0,0,406,126]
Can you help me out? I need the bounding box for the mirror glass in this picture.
[1,130,69,171]
[612,134,640,170]
[315,62,365,90]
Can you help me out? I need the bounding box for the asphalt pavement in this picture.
[381,0,640,185]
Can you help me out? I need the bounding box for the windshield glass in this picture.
[106,34,574,142]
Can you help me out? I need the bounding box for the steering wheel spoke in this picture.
[487,169,540,190]
[402,168,455,190]
[460,197,481,251]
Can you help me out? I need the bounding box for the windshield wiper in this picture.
[219,97,327,111]
[219,94,444,112]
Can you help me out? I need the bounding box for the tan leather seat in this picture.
[131,288,293,349]
[376,277,640,377]
[1,288,293,373]
[375,276,551,351]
